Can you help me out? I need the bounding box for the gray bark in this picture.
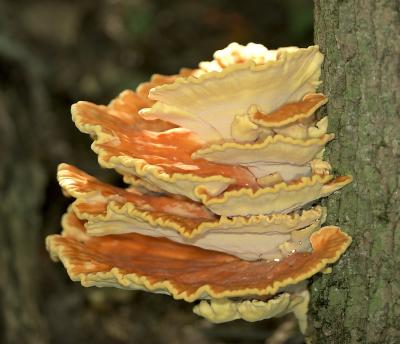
[310,1,400,343]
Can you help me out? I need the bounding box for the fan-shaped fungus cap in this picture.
[141,45,323,142]
[249,93,328,129]
[59,164,327,260]
[47,211,351,302]
[72,99,257,201]
[191,134,334,170]
[71,90,350,212]
[198,175,352,216]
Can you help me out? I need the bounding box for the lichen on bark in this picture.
[310,1,400,343]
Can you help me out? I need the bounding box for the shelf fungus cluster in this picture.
[46,43,352,333]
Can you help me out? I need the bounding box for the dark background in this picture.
[0,1,313,343]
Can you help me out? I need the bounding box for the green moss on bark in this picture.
[310,1,400,343]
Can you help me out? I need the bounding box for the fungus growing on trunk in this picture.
[46,42,352,334]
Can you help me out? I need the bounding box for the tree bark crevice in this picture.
[311,1,400,343]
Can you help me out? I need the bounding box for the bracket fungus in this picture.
[47,42,352,334]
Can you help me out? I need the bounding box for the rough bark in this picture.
[310,1,400,343]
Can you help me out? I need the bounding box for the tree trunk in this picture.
[310,1,400,343]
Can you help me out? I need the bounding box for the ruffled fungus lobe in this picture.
[47,211,351,301]
[193,289,310,333]
[58,164,327,260]
[47,42,352,334]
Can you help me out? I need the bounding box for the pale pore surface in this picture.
[193,289,309,334]
[142,46,323,142]
[83,211,324,261]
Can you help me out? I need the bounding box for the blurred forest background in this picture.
[0,1,313,343]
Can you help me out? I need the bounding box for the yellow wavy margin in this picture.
[149,46,322,99]
[197,174,352,205]
[75,204,323,261]
[58,163,328,239]
[71,103,234,200]
[192,133,334,161]
[57,163,100,199]
[46,215,352,302]
[248,93,328,128]
[122,174,163,193]
[192,290,308,326]
[74,197,325,239]
[73,202,323,262]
